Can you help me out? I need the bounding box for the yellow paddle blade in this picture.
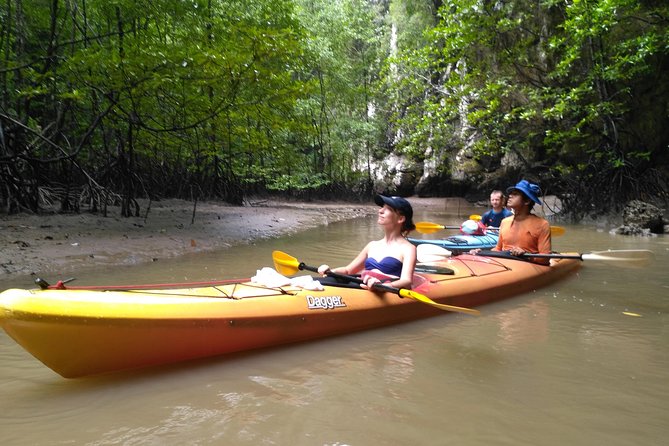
[486,223,566,237]
[272,250,301,276]
[472,214,565,237]
[550,226,566,236]
[398,289,481,316]
[415,221,446,234]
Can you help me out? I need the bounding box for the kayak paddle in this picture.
[416,219,566,236]
[416,244,453,261]
[415,221,461,234]
[516,249,652,265]
[469,214,566,236]
[418,245,654,267]
[271,250,480,315]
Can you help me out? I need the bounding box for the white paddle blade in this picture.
[582,249,655,267]
[416,244,452,263]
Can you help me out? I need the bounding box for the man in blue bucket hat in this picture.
[506,179,542,207]
[472,179,551,264]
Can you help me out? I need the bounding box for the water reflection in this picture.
[494,300,550,350]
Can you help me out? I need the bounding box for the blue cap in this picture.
[506,180,542,205]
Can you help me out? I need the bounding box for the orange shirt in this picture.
[493,215,551,262]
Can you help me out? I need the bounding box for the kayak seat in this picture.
[318,276,363,289]
[415,265,454,275]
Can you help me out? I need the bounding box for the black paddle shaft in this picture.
[300,262,365,284]
[299,262,404,295]
[477,250,583,261]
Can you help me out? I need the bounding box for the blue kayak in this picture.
[409,232,499,251]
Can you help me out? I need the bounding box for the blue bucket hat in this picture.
[506,180,542,205]
[374,194,415,231]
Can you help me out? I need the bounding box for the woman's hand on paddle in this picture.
[361,275,382,289]
[317,264,330,276]
[469,248,481,255]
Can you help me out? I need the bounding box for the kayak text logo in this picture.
[306,295,347,310]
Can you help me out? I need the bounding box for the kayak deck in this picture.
[409,232,499,251]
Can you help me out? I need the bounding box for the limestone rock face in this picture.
[610,225,655,236]
[370,153,422,196]
[611,200,665,236]
[621,200,665,233]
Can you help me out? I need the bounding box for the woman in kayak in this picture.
[472,180,551,264]
[318,194,417,289]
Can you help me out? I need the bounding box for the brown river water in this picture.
[1,205,668,445]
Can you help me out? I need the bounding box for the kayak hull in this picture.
[0,254,580,378]
[409,233,499,251]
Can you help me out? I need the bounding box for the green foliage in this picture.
[387,0,669,213]
[1,0,397,210]
[1,0,667,216]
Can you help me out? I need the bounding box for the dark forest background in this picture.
[1,0,667,220]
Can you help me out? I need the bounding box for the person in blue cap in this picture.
[317,194,417,289]
[472,180,551,264]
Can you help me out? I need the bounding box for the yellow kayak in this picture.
[0,253,580,378]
